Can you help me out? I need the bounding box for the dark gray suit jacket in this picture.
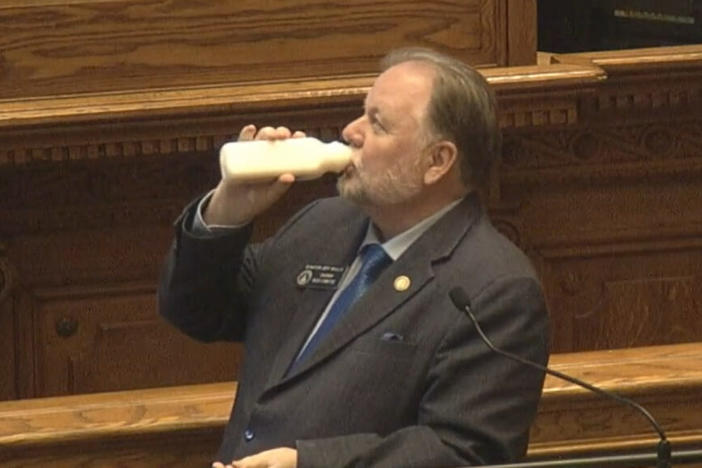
[159,193,549,467]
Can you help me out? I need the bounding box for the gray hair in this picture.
[380,47,501,188]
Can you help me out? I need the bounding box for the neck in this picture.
[363,185,469,240]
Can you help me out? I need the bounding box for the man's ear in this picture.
[423,141,458,185]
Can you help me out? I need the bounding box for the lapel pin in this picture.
[296,269,313,287]
[394,275,411,292]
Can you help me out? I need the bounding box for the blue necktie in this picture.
[292,243,391,368]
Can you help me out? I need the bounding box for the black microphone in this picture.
[448,286,672,468]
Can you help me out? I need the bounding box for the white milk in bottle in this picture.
[219,138,352,182]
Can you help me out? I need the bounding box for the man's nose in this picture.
[342,117,364,148]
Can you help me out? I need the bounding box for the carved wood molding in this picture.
[15,114,702,183]
[0,78,367,168]
[502,118,702,185]
[592,83,702,115]
[499,95,580,128]
[0,124,349,169]
[2,46,701,170]
[535,236,702,259]
[0,63,608,168]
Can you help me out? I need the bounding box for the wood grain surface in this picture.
[1,343,700,467]
[0,0,528,99]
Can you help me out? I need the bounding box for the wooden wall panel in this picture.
[2,44,702,398]
[0,98,352,398]
[541,248,702,351]
[0,246,16,399]
[506,0,536,65]
[30,285,242,397]
[0,0,530,100]
[496,47,702,352]
[505,176,702,351]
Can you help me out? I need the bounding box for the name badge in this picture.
[296,264,346,290]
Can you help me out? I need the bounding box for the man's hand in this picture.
[212,447,298,468]
[204,125,306,226]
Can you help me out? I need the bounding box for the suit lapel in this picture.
[263,206,369,390]
[284,194,483,380]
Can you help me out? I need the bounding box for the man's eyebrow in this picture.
[363,96,380,111]
[362,100,385,121]
[364,104,380,118]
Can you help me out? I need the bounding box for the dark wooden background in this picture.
[2,0,702,402]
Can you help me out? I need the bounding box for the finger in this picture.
[229,456,261,468]
[237,125,257,142]
[212,463,225,468]
[255,126,277,140]
[278,173,295,184]
[291,130,307,139]
[274,126,293,139]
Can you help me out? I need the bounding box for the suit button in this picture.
[244,428,255,441]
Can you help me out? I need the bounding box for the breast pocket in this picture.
[350,335,418,361]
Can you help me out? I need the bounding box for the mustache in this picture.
[350,154,363,171]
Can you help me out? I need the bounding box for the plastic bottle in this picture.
[219,138,352,182]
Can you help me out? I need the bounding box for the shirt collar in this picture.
[358,197,464,261]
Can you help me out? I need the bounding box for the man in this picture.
[159,48,549,468]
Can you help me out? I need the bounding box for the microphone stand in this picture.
[448,287,702,468]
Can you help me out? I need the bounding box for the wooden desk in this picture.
[1,342,700,467]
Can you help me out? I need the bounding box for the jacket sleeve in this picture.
[295,276,550,468]
[157,196,258,342]
[158,196,322,343]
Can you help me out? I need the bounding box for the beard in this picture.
[337,154,424,206]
